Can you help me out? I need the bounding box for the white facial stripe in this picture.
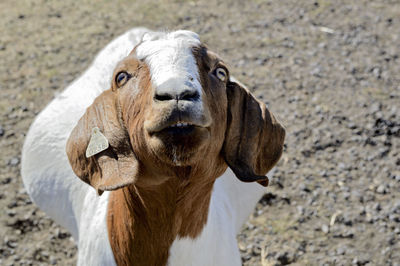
[135,31,202,95]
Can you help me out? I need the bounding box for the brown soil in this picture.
[1,0,399,265]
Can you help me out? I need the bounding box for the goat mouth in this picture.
[167,122,193,128]
[149,120,210,141]
[158,122,198,136]
[147,120,207,135]
[147,120,210,165]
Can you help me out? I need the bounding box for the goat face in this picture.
[66,31,285,194]
[133,34,218,170]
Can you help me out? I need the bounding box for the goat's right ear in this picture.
[66,90,139,195]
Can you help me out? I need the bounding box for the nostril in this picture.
[155,93,174,101]
[154,89,200,102]
[179,90,200,101]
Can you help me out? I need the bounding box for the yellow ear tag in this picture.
[85,127,109,158]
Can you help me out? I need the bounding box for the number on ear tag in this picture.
[85,127,109,158]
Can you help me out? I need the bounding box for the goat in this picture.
[21,28,285,266]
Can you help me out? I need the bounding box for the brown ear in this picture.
[222,80,285,186]
[66,90,139,195]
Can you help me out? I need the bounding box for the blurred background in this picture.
[0,0,399,265]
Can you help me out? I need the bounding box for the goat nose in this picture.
[154,88,200,102]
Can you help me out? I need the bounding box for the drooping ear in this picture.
[66,90,139,195]
[222,79,285,186]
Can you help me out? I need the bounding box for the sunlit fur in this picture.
[21,28,277,266]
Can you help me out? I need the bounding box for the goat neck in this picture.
[107,169,216,266]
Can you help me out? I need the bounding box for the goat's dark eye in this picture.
[115,71,130,87]
[215,67,227,82]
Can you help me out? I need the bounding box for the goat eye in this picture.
[115,71,130,87]
[215,67,227,82]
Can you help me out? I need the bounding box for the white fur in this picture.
[21,28,268,266]
[135,31,205,119]
[136,30,201,93]
[168,168,269,266]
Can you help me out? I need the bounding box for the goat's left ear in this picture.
[222,80,285,186]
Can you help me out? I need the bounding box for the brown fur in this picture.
[66,42,285,266]
[107,169,218,266]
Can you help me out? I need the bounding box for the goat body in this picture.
[21,28,283,265]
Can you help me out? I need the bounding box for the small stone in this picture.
[369,102,381,114]
[275,251,292,265]
[376,184,387,194]
[251,245,261,255]
[6,209,16,217]
[1,177,11,184]
[342,214,353,226]
[372,67,381,78]
[8,157,20,167]
[50,256,57,265]
[336,246,346,255]
[389,214,400,223]
[322,224,329,234]
[7,200,17,208]
[297,205,305,215]
[373,202,382,211]
[388,236,396,245]
[238,242,246,252]
[41,251,49,258]
[392,200,400,213]
[6,240,18,249]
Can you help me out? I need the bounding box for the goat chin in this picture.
[21,27,281,266]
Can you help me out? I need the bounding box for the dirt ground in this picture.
[0,0,399,265]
